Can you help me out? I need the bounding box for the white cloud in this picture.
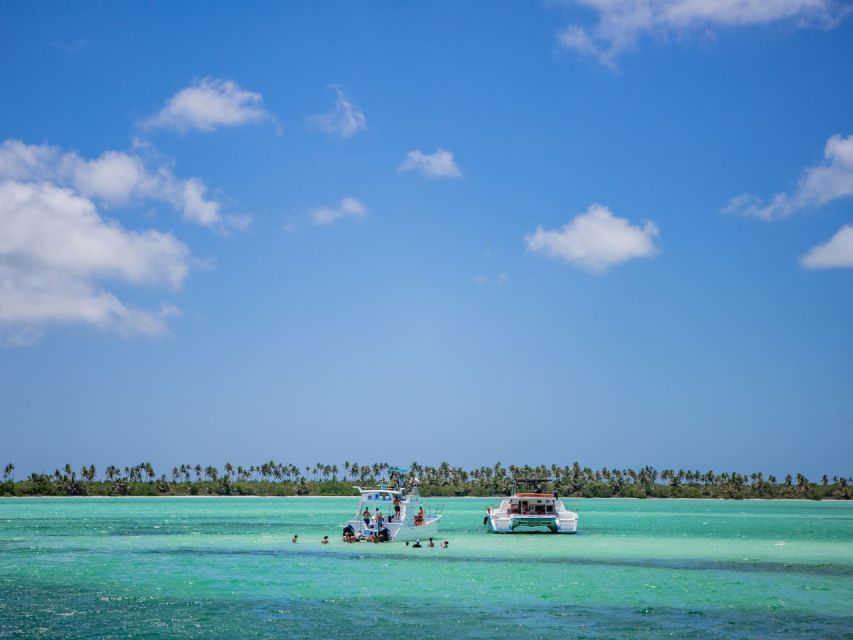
[0,180,190,344]
[142,78,270,133]
[310,197,367,226]
[557,0,848,67]
[801,225,853,269]
[0,140,246,232]
[398,148,462,179]
[724,133,853,220]
[72,151,147,204]
[306,87,366,138]
[472,273,508,286]
[526,204,659,272]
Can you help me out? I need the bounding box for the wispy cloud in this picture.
[306,87,366,138]
[47,38,87,56]
[141,77,270,133]
[526,204,659,273]
[398,148,462,179]
[472,273,508,287]
[0,139,248,233]
[310,197,367,226]
[724,133,853,220]
[801,225,853,269]
[557,0,849,67]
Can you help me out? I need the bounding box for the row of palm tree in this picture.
[3,460,850,499]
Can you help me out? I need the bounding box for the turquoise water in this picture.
[1,497,852,639]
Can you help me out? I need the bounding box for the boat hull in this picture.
[487,514,578,534]
[345,515,442,542]
[393,516,441,542]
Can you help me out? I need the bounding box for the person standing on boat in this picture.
[393,494,401,522]
[363,507,371,529]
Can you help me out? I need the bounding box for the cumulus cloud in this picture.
[398,148,462,179]
[0,180,189,344]
[526,204,659,273]
[0,139,246,232]
[801,225,853,269]
[724,133,853,220]
[142,78,270,133]
[309,197,367,226]
[557,0,849,67]
[306,87,366,138]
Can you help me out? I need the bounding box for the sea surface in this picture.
[1,497,851,639]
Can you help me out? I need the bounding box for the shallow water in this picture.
[1,497,851,639]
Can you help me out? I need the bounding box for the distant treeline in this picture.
[2,462,851,499]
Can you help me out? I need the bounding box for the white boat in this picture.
[486,478,578,534]
[344,484,441,542]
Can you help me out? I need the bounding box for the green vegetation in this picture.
[1,461,850,499]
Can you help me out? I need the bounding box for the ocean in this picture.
[1,497,851,639]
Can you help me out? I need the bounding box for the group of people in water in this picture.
[407,538,448,549]
[293,528,448,548]
[342,522,391,543]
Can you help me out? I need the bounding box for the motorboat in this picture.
[486,478,578,533]
[344,483,441,542]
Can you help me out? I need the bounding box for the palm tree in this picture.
[3,463,14,482]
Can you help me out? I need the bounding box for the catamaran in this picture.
[344,476,441,542]
[486,478,578,534]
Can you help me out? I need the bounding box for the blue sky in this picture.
[1,1,852,478]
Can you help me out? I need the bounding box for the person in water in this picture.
[321,536,329,545]
[412,539,422,548]
[291,535,298,543]
[442,540,448,549]
[427,538,435,548]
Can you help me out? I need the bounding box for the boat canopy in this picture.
[510,477,557,495]
[353,486,400,498]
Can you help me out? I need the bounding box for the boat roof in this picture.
[353,486,401,496]
[513,492,555,498]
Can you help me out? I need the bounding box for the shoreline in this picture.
[0,494,847,502]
